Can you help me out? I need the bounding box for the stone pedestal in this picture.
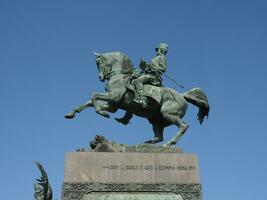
[62,152,202,200]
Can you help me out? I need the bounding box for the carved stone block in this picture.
[62,152,202,200]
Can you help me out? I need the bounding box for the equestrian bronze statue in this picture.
[65,44,209,146]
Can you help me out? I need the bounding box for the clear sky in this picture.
[1,0,267,199]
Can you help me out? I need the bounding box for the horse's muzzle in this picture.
[99,76,105,82]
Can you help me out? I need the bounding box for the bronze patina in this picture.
[65,44,210,146]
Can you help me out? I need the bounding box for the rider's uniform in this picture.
[133,43,168,106]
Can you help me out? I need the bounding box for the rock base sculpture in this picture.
[76,135,183,153]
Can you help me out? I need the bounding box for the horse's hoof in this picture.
[65,111,75,119]
[97,110,110,118]
[115,118,129,125]
[163,143,170,147]
[144,137,161,144]
[163,140,176,147]
[144,139,153,144]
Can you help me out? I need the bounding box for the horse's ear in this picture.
[94,52,103,59]
[94,52,105,61]
[94,52,100,56]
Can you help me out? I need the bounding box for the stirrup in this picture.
[134,96,147,107]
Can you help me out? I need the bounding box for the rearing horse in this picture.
[65,52,210,146]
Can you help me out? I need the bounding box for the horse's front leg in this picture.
[92,92,122,103]
[92,90,123,118]
[65,100,94,119]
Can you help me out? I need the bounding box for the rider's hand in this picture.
[140,58,146,69]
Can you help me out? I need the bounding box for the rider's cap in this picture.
[155,43,168,51]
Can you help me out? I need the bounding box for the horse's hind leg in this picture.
[144,123,164,144]
[161,112,189,146]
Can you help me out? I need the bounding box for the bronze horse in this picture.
[65,52,209,146]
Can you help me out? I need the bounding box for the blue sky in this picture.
[1,0,267,199]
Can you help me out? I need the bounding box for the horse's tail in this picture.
[183,87,210,124]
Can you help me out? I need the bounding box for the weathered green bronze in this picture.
[34,162,52,200]
[65,44,209,146]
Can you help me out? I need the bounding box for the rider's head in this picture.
[155,43,168,55]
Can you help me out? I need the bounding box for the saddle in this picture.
[126,79,164,104]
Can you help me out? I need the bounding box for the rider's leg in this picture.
[132,75,151,91]
[132,75,151,104]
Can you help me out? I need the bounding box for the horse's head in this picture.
[94,53,106,81]
[94,52,133,82]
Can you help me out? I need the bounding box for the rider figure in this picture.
[133,43,168,106]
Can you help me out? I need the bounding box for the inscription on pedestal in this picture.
[64,152,199,184]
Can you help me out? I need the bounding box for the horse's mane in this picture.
[120,52,134,74]
[103,52,134,74]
